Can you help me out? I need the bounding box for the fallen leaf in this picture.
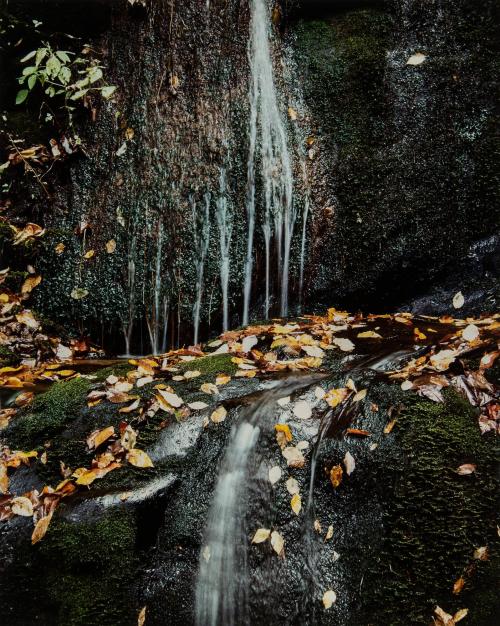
[106,239,117,253]
[187,401,209,410]
[127,449,154,468]
[83,249,95,259]
[252,528,271,544]
[407,52,426,65]
[157,389,183,407]
[32,513,53,544]
[87,426,115,450]
[346,428,370,437]
[352,389,367,402]
[293,400,312,420]
[138,606,146,626]
[55,242,65,254]
[286,477,299,495]
[325,525,333,541]
[344,451,355,476]
[331,337,355,352]
[282,446,305,468]
[119,398,141,413]
[21,274,41,294]
[330,465,343,488]
[11,496,34,517]
[215,373,231,386]
[456,463,476,475]
[71,287,89,300]
[384,419,397,434]
[291,493,302,515]
[453,291,465,309]
[269,466,282,485]
[462,324,479,342]
[210,405,227,423]
[453,577,465,595]
[357,330,382,339]
[275,423,292,442]
[454,608,468,623]
[270,530,285,556]
[242,335,258,352]
[473,546,488,561]
[322,589,337,609]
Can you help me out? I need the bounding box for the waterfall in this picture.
[192,193,211,345]
[242,0,294,325]
[146,221,164,355]
[298,161,311,308]
[216,168,233,332]
[195,374,324,626]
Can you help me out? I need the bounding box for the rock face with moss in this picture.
[1,0,498,352]
[0,353,497,625]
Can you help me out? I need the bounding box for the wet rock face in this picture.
[291,0,499,313]
[0,363,497,625]
[2,0,498,350]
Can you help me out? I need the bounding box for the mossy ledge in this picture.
[362,390,499,625]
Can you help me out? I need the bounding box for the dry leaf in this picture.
[188,401,209,410]
[407,52,426,65]
[453,291,464,309]
[286,477,299,495]
[453,577,465,595]
[282,446,305,468]
[275,423,292,442]
[344,451,355,476]
[87,426,115,450]
[330,465,343,488]
[269,466,282,485]
[210,405,227,423]
[322,589,337,609]
[127,449,154,468]
[270,530,284,556]
[291,493,302,515]
[106,239,117,254]
[384,419,397,434]
[456,463,476,475]
[325,525,333,541]
[157,389,183,407]
[11,496,34,517]
[293,400,312,420]
[32,513,53,544]
[215,373,231,386]
[473,546,488,561]
[138,606,146,626]
[357,330,382,339]
[252,528,270,544]
[462,324,479,342]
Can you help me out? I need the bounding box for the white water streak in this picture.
[242,0,294,324]
[192,194,211,345]
[216,168,233,332]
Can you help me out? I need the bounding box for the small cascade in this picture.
[298,161,311,308]
[192,193,211,346]
[243,0,294,325]
[122,236,137,357]
[216,168,233,332]
[146,221,165,355]
[195,374,323,626]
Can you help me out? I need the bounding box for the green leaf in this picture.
[56,50,72,63]
[71,89,88,100]
[87,66,103,84]
[35,48,48,67]
[28,74,37,90]
[46,54,61,78]
[101,85,117,99]
[15,89,29,104]
[22,65,37,76]
[20,50,37,63]
[58,66,72,85]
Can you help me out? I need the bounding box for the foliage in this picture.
[16,42,116,117]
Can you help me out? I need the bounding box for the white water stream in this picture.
[242,0,295,325]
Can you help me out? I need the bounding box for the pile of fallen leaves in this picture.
[0,306,498,547]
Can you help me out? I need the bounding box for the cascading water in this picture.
[195,374,324,626]
[242,0,295,324]
[216,168,233,332]
[192,193,211,345]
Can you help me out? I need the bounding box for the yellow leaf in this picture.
[357,330,382,339]
[127,449,154,468]
[83,249,95,259]
[11,496,34,517]
[322,589,337,609]
[32,513,53,544]
[291,493,302,515]
[0,463,8,494]
[330,465,343,488]
[275,423,292,442]
[325,388,348,408]
[384,419,397,434]
[454,608,468,623]
[87,425,115,450]
[270,530,284,556]
[138,606,146,626]
[106,239,117,253]
[453,577,465,595]
[325,525,333,541]
[251,528,270,544]
[352,389,367,402]
[210,405,227,423]
[288,106,298,121]
[21,274,42,294]
[215,373,231,386]
[55,242,65,255]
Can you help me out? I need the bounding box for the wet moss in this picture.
[38,508,137,625]
[180,352,238,376]
[363,390,499,625]
[8,377,92,450]
[0,344,20,366]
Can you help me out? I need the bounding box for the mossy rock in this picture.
[362,390,499,625]
[0,344,20,367]
[179,352,238,376]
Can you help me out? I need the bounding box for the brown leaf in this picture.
[32,513,53,544]
[329,465,343,488]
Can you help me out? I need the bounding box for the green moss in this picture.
[8,377,91,449]
[180,352,238,376]
[363,390,499,625]
[38,508,137,625]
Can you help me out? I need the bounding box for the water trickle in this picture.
[243,0,295,325]
[216,168,233,332]
[146,221,165,355]
[192,193,211,346]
